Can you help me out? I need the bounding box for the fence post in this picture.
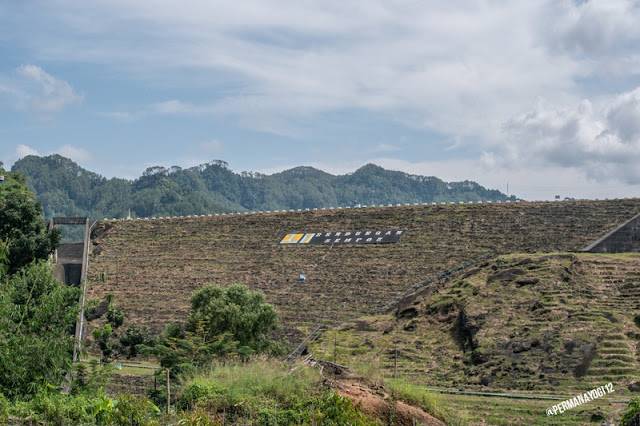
[394,342,398,378]
[312,403,316,426]
[166,368,170,415]
[274,404,277,426]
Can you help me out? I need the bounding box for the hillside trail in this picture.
[305,357,445,426]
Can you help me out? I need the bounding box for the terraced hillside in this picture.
[311,252,640,394]
[86,199,640,348]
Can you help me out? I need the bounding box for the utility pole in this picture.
[166,368,170,415]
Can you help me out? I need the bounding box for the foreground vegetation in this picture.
[1,162,638,424]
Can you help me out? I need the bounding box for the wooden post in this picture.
[274,405,277,426]
[311,403,316,426]
[166,368,170,415]
[394,342,398,378]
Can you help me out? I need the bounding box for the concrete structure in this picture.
[49,217,96,364]
[50,217,92,286]
[582,213,640,253]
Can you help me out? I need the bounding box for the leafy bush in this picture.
[142,285,285,377]
[186,283,283,355]
[0,261,81,398]
[314,392,374,426]
[93,323,119,362]
[111,393,160,426]
[621,398,640,426]
[178,358,376,425]
[118,324,154,359]
[0,393,9,422]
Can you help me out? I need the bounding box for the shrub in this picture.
[118,324,154,359]
[111,393,160,426]
[620,398,640,426]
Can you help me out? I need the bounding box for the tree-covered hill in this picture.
[11,154,515,219]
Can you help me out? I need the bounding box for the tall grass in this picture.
[178,357,378,425]
[179,357,323,411]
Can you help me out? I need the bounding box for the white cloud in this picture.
[100,111,140,122]
[16,144,39,158]
[544,0,640,57]
[56,144,92,163]
[192,139,222,153]
[255,155,637,202]
[372,143,401,153]
[495,86,640,184]
[8,1,578,139]
[1,144,40,167]
[15,65,84,117]
[150,99,197,115]
[4,0,640,198]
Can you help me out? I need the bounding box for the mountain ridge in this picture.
[12,154,516,219]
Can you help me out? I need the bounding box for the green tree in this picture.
[117,324,154,359]
[186,283,281,354]
[142,284,283,377]
[0,166,60,274]
[0,171,79,398]
[92,305,125,362]
[0,260,81,397]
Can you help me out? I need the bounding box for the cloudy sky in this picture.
[2,0,640,200]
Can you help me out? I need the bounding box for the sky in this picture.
[1,0,640,201]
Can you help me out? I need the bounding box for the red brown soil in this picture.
[333,379,445,426]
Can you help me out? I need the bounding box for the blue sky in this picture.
[2,0,640,200]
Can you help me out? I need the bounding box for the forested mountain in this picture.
[11,155,515,219]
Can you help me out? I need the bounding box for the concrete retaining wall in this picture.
[582,213,640,253]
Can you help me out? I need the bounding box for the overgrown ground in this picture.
[84,200,640,423]
[311,253,640,415]
[87,199,640,343]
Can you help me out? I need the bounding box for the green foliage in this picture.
[0,261,81,398]
[144,285,283,378]
[0,167,60,274]
[97,393,160,426]
[0,392,8,422]
[634,312,640,328]
[71,361,114,395]
[92,303,127,362]
[314,392,374,426]
[0,239,8,281]
[0,390,158,426]
[143,324,248,377]
[162,322,185,339]
[106,304,125,329]
[620,398,640,426]
[11,154,515,219]
[118,324,155,359]
[178,359,374,425]
[388,378,450,423]
[178,358,322,411]
[93,323,118,362]
[186,283,283,355]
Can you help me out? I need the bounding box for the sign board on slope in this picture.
[280,230,404,245]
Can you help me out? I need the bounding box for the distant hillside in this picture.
[11,155,515,219]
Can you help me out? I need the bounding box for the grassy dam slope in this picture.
[87,199,640,393]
